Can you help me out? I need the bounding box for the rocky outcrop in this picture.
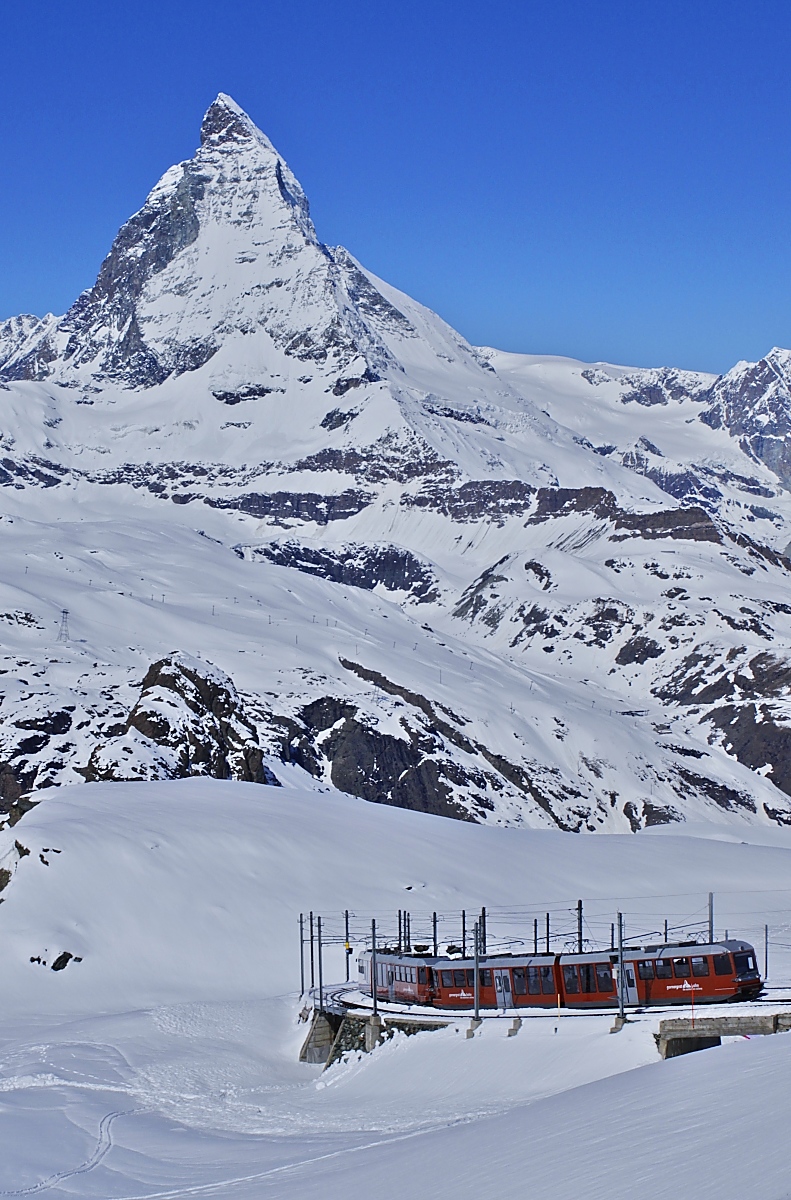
[240,540,439,600]
[701,348,791,486]
[80,653,279,785]
[403,479,536,523]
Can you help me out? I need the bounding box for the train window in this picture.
[713,954,731,975]
[441,971,453,987]
[637,961,655,980]
[691,956,710,977]
[418,967,427,984]
[596,964,614,992]
[453,970,466,987]
[528,966,541,994]
[673,958,691,978]
[359,960,365,975]
[579,964,597,992]
[562,965,580,993]
[655,960,672,979]
[734,952,757,975]
[480,969,493,987]
[512,967,527,995]
[540,966,555,994]
[466,970,475,986]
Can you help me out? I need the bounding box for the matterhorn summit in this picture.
[1,93,380,391]
[2,94,791,833]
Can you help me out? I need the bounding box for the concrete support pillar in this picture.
[365,1013,384,1052]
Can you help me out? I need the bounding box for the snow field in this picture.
[1,774,791,1195]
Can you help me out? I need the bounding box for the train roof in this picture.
[359,938,755,965]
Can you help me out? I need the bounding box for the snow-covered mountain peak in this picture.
[5,97,791,834]
[200,92,272,147]
[0,93,324,390]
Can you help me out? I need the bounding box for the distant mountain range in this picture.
[2,93,791,833]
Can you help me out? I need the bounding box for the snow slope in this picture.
[1,775,790,1197]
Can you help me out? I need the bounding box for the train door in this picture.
[618,960,639,1006]
[494,969,513,1011]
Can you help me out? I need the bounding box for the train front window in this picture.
[691,956,710,977]
[562,965,580,994]
[713,954,731,975]
[673,958,691,978]
[540,966,555,994]
[734,952,757,975]
[596,964,614,992]
[654,960,672,979]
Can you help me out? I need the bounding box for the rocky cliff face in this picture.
[2,95,791,832]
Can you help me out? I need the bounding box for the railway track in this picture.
[311,982,791,1021]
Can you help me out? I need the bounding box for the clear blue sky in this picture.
[3,0,791,373]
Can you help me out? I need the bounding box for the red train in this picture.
[358,939,762,1009]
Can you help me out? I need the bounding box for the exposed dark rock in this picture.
[320,408,357,431]
[244,540,439,600]
[453,558,510,622]
[331,367,381,395]
[701,349,791,486]
[524,560,553,589]
[525,487,722,546]
[336,659,576,828]
[294,441,456,484]
[404,480,535,524]
[50,951,80,971]
[424,402,491,426]
[79,653,279,785]
[576,600,633,648]
[706,704,791,800]
[213,385,284,404]
[330,247,417,337]
[616,636,665,666]
[724,529,791,572]
[619,368,713,407]
[204,489,374,524]
[276,695,472,820]
[642,799,684,826]
[612,506,721,544]
[655,650,791,709]
[14,708,74,736]
[529,487,616,522]
[673,767,756,814]
[0,455,70,489]
[0,794,38,829]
